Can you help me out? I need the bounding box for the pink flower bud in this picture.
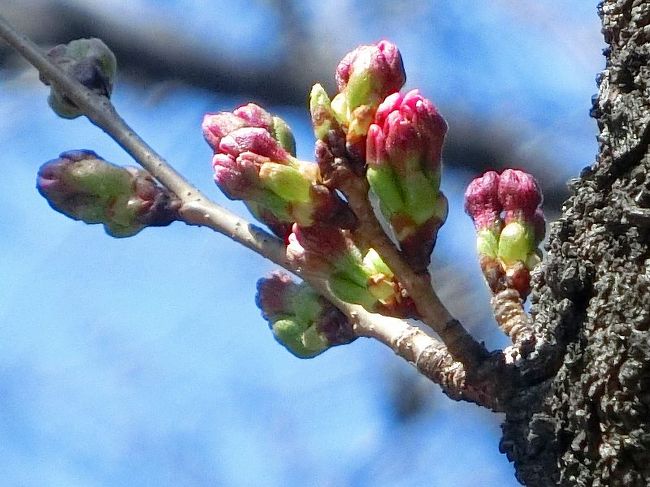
[335,40,405,105]
[218,127,291,163]
[464,171,502,230]
[202,112,247,151]
[498,169,542,222]
[371,89,447,177]
[212,153,256,200]
[232,103,274,130]
[202,103,294,155]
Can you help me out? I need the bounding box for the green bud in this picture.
[497,221,534,265]
[309,84,339,141]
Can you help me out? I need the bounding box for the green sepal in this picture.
[272,318,318,358]
[272,116,296,156]
[362,248,393,277]
[301,325,329,353]
[402,172,438,225]
[367,165,404,216]
[328,273,377,309]
[476,228,499,259]
[259,163,312,203]
[498,221,534,265]
[292,287,323,324]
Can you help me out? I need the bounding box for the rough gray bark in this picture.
[500,1,650,485]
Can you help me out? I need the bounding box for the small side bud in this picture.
[256,272,356,358]
[41,38,117,119]
[37,150,179,237]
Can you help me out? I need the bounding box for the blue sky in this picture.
[0,1,602,485]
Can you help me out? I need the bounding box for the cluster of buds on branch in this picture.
[464,169,545,299]
[28,32,545,371]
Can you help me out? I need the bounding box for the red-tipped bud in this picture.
[202,103,295,156]
[372,90,447,176]
[335,40,406,106]
[464,170,502,231]
[498,169,542,222]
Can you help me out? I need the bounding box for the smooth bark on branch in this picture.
[500,1,650,485]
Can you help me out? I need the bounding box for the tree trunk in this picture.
[500,1,650,485]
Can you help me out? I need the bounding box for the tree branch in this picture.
[0,13,501,409]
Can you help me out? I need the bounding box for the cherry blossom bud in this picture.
[366,90,448,272]
[334,40,405,122]
[203,103,296,156]
[328,40,406,164]
[465,169,545,300]
[205,107,354,239]
[497,169,542,223]
[256,272,355,358]
[287,224,415,316]
[41,38,116,119]
[37,150,179,237]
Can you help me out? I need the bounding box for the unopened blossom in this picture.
[366,89,449,272]
[37,150,179,237]
[256,271,356,358]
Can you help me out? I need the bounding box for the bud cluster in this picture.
[203,104,355,240]
[464,169,545,298]
[286,223,415,317]
[37,150,179,237]
[256,271,356,358]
